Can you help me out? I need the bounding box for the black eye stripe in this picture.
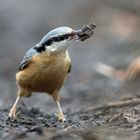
[53,34,70,42]
[34,46,46,53]
[59,36,65,40]
[34,33,75,53]
[41,34,71,47]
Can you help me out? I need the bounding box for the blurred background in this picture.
[0,0,140,113]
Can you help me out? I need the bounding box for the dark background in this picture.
[0,0,140,114]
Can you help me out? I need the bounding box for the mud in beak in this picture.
[74,23,96,41]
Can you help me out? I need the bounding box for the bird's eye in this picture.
[64,35,69,39]
[49,34,71,44]
[45,39,52,46]
[59,36,65,41]
[53,37,59,42]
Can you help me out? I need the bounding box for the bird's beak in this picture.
[69,31,79,41]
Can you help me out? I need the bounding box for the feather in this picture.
[18,47,39,71]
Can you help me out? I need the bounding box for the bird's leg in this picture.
[8,86,30,119]
[52,92,65,122]
[8,95,20,119]
[55,99,65,122]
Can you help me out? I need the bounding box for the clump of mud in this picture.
[76,22,96,41]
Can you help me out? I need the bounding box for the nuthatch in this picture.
[8,24,96,121]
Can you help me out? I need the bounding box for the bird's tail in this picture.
[94,62,126,81]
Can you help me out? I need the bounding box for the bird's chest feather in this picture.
[16,52,70,93]
[32,52,69,79]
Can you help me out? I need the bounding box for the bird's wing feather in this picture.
[18,47,39,71]
[65,50,71,74]
[68,62,71,73]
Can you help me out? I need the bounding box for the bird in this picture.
[8,26,85,122]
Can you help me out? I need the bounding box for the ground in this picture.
[1,78,140,140]
[1,0,140,139]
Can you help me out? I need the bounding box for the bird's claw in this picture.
[8,108,17,120]
[55,112,66,122]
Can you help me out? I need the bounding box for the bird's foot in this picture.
[55,112,66,122]
[8,108,17,120]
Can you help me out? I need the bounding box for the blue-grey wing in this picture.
[18,47,39,71]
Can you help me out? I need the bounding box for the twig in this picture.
[80,98,140,113]
[107,112,123,122]
[63,124,75,131]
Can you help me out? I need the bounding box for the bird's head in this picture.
[36,27,79,53]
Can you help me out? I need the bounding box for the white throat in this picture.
[46,40,73,53]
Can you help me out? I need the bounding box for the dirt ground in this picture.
[2,74,140,140]
[1,96,140,140]
[1,1,140,139]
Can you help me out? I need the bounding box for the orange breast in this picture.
[16,51,71,94]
